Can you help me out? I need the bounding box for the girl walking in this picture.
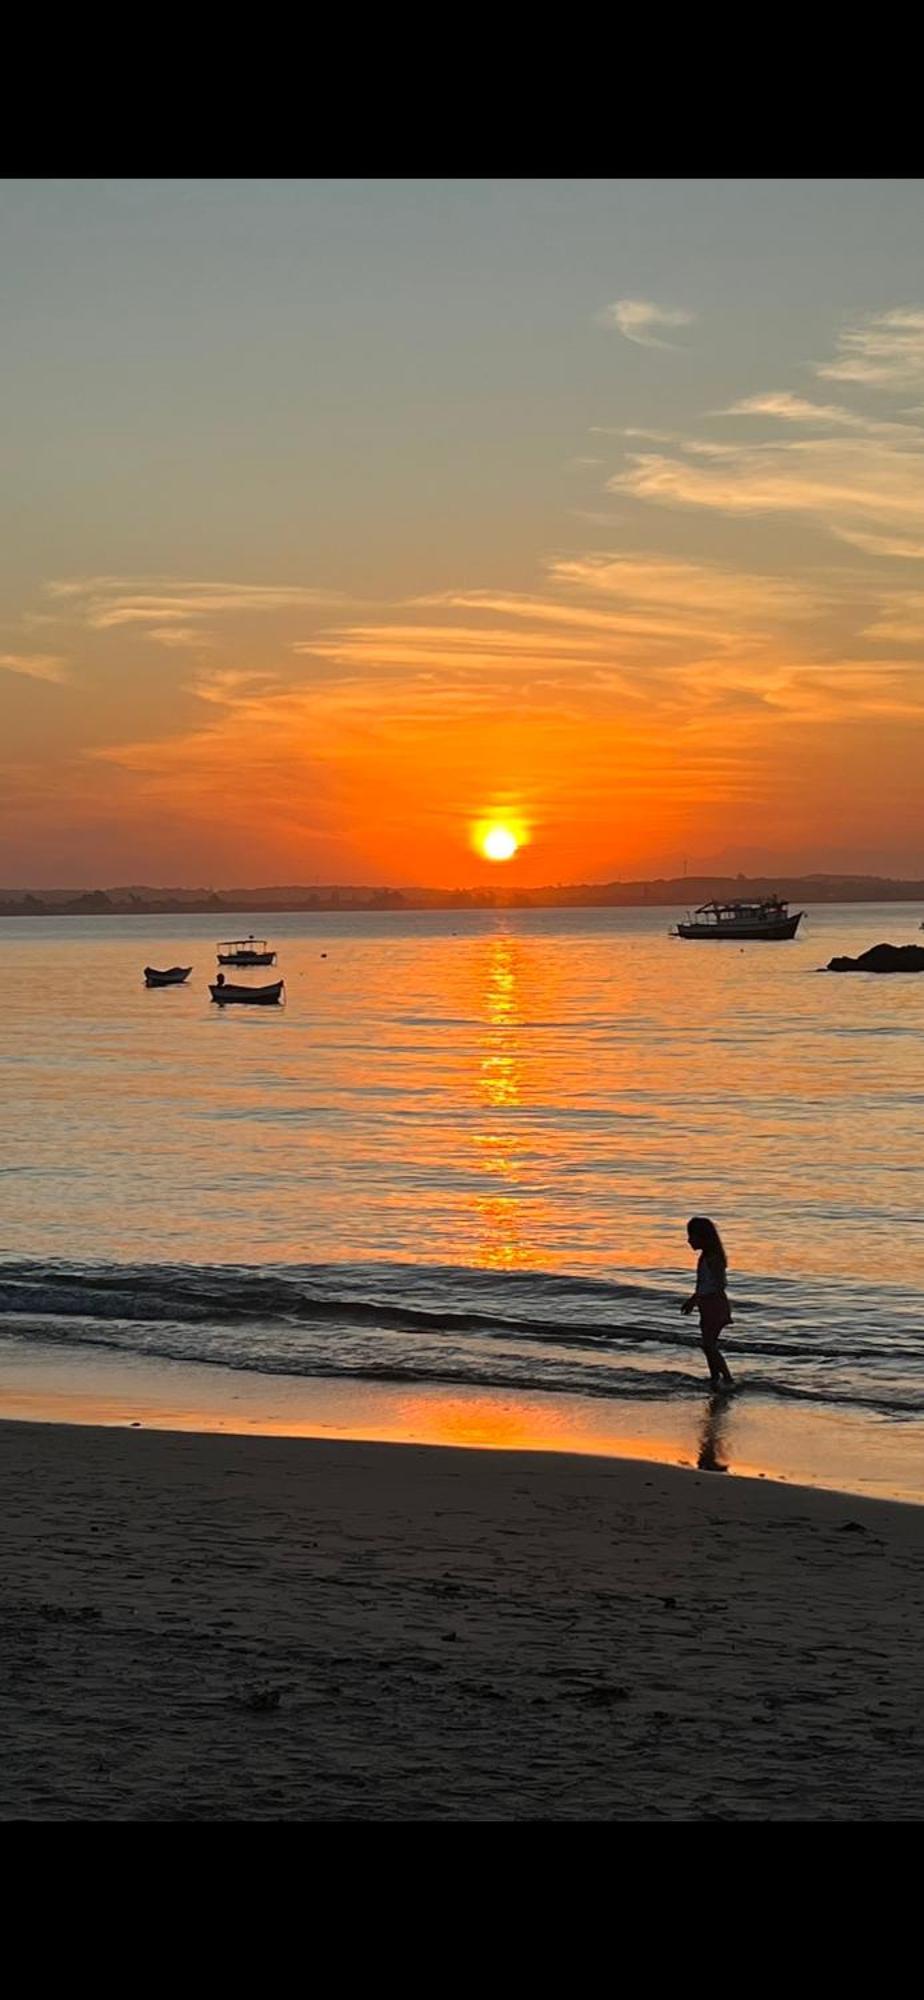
[681,1216,734,1390]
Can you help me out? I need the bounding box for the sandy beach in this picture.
[3,1418,923,1821]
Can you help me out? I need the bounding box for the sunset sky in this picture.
[3,177,924,887]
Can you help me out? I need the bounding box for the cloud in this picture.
[306,557,818,698]
[764,662,924,721]
[0,652,69,684]
[832,527,924,560]
[860,590,924,643]
[717,390,919,442]
[292,550,879,744]
[547,554,823,623]
[597,299,695,349]
[145,627,214,650]
[186,667,280,705]
[817,308,924,389]
[720,392,863,427]
[598,314,924,563]
[608,431,924,562]
[47,577,341,636]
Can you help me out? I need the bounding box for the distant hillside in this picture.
[1,875,922,917]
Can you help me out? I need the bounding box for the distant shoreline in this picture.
[2,875,923,918]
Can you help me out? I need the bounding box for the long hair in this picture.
[687,1216,727,1269]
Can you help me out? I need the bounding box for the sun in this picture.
[481,824,519,862]
[471,814,528,863]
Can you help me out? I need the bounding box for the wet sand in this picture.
[3,1418,923,1821]
[4,1333,923,1503]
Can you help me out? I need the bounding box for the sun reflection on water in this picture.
[468,932,546,1269]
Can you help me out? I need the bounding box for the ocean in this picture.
[2,904,923,1486]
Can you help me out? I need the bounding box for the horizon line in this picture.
[3,868,924,904]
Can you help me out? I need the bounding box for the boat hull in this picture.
[210,980,284,1006]
[676,914,803,940]
[144,966,192,986]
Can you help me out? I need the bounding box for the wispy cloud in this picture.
[547,554,823,624]
[186,667,280,706]
[0,652,69,684]
[817,307,924,388]
[292,551,875,741]
[718,390,918,441]
[303,561,813,696]
[860,590,924,644]
[720,392,864,428]
[762,661,924,721]
[589,318,924,562]
[609,430,924,560]
[831,527,924,561]
[146,627,214,650]
[48,577,341,638]
[598,298,695,349]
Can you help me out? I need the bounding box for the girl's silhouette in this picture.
[681,1216,734,1390]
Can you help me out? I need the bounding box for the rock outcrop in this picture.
[827,942,924,973]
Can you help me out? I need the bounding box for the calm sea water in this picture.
[1,905,922,1423]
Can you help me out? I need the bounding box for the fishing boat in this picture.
[144,965,192,987]
[672,896,804,940]
[216,936,277,967]
[210,976,284,1006]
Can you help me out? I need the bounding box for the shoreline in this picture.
[4,1416,923,1819]
[2,1334,923,1506]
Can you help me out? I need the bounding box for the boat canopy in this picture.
[217,937,270,951]
[691,898,788,919]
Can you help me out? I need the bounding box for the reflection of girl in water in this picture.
[697,1396,729,1471]
[681,1217,734,1391]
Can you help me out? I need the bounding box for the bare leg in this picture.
[702,1332,734,1388]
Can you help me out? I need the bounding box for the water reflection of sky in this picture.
[2,905,923,1292]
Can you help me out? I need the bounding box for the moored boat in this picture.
[217,936,277,967]
[144,965,192,987]
[672,897,804,940]
[210,976,284,1006]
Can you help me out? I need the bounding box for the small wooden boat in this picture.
[217,936,277,967]
[210,977,284,1006]
[144,965,192,987]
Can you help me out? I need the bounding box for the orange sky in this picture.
[3,181,924,886]
[4,553,922,888]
